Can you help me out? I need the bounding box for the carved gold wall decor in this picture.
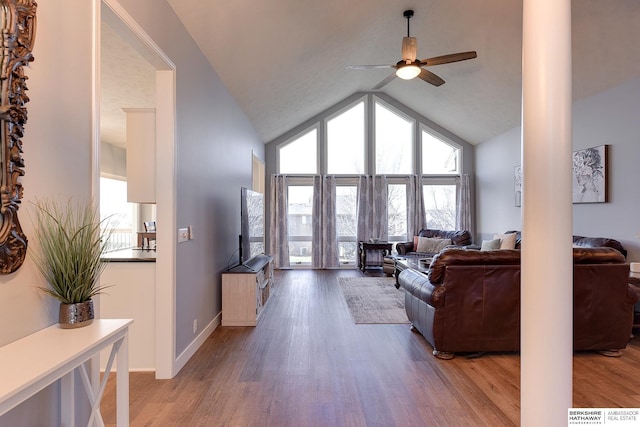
[0,0,37,273]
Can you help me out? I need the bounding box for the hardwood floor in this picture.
[101,269,640,426]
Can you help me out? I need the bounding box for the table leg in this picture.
[117,334,129,426]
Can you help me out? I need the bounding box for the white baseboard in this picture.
[175,311,221,374]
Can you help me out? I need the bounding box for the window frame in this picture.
[284,177,315,267]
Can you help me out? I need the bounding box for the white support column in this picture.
[521,0,573,425]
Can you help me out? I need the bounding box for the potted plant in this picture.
[31,198,113,328]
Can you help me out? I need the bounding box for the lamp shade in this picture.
[396,63,421,80]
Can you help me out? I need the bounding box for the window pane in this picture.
[422,130,459,174]
[287,185,313,264]
[279,129,317,174]
[375,103,413,174]
[336,185,357,264]
[423,184,456,230]
[100,177,135,251]
[327,102,365,174]
[387,184,407,242]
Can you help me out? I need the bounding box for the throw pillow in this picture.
[416,236,452,254]
[493,233,517,250]
[480,238,501,251]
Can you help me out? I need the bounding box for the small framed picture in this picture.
[514,165,522,207]
[572,145,608,203]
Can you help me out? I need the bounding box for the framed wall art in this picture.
[572,145,608,204]
[514,165,522,207]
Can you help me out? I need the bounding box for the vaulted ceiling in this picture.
[105,1,640,147]
[163,0,640,146]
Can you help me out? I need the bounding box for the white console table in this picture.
[0,318,133,426]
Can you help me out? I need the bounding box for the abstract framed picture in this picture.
[572,145,608,203]
[514,165,522,207]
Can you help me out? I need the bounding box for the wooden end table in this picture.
[358,241,393,272]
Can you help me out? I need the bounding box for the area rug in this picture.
[338,276,409,324]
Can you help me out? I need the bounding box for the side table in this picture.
[358,241,393,272]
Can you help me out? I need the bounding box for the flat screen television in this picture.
[240,187,265,264]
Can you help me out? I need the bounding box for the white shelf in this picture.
[0,318,133,426]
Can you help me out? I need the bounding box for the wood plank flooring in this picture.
[101,269,640,426]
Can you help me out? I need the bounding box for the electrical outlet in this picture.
[193,319,197,334]
[178,227,189,243]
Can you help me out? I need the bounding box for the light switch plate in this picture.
[188,225,194,240]
[178,227,189,243]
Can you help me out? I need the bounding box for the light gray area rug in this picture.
[338,276,409,324]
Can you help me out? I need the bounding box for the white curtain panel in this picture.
[372,175,388,241]
[356,175,373,244]
[407,175,426,239]
[311,176,324,268]
[321,175,339,268]
[456,174,472,236]
[269,174,291,268]
[356,175,389,244]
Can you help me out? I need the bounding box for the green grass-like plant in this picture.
[32,198,114,304]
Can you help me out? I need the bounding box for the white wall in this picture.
[0,0,95,423]
[476,75,640,261]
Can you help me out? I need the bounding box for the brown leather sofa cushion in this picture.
[573,247,625,264]
[504,230,627,258]
[428,247,624,285]
[428,248,521,284]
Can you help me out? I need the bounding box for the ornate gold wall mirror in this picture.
[0,0,37,274]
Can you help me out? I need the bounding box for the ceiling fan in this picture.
[347,10,477,90]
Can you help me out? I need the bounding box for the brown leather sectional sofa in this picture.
[399,246,639,359]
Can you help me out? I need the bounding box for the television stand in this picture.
[222,254,274,326]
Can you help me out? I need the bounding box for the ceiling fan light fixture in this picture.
[396,63,421,80]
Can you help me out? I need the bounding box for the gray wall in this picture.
[476,75,640,261]
[111,0,264,357]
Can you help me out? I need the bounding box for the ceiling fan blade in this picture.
[372,73,397,90]
[347,64,394,70]
[420,51,477,66]
[418,69,445,86]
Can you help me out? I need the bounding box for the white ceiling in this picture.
[103,1,640,147]
[100,21,156,148]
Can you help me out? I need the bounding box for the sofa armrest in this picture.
[627,283,640,305]
[396,241,414,255]
[398,269,446,308]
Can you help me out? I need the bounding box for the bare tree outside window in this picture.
[327,103,365,174]
[375,102,413,174]
[287,185,313,264]
[388,184,408,245]
[423,184,456,230]
[336,185,357,263]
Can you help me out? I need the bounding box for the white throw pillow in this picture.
[416,237,452,253]
[493,233,517,250]
[480,238,501,251]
